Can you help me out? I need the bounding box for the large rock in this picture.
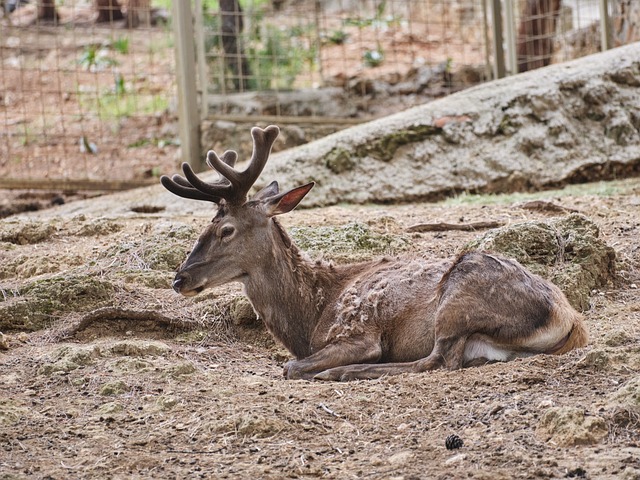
[255,43,640,206]
[536,406,608,447]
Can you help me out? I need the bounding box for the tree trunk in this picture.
[37,0,59,22]
[94,0,124,23]
[220,0,252,91]
[125,0,150,28]
[516,0,562,73]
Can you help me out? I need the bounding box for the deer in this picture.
[161,125,588,381]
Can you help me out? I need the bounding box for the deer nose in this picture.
[172,276,186,293]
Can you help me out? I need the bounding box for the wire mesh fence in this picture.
[0,0,638,190]
[0,0,176,189]
[199,0,492,120]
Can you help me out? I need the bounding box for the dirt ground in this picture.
[1,177,639,479]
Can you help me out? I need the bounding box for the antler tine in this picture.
[243,125,280,189]
[171,174,193,188]
[220,150,238,167]
[160,174,221,203]
[206,150,240,187]
[181,162,232,199]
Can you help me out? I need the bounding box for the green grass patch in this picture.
[80,91,169,121]
[442,180,635,207]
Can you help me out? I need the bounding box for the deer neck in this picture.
[242,218,334,359]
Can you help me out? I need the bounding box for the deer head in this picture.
[161,125,314,296]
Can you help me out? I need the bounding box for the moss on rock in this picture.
[325,148,356,174]
[230,296,258,327]
[354,125,439,162]
[101,223,197,272]
[38,344,102,375]
[291,222,409,263]
[74,219,123,237]
[99,380,130,396]
[116,270,173,289]
[0,274,116,331]
[0,220,56,245]
[0,252,85,280]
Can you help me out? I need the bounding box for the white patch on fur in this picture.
[463,337,514,363]
[519,325,569,351]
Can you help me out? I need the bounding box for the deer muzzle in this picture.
[172,273,204,297]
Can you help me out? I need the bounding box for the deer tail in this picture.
[548,310,588,356]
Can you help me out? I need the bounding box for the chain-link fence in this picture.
[1,0,637,190]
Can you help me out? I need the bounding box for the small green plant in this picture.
[327,29,349,45]
[246,23,312,90]
[111,37,130,55]
[127,137,179,148]
[204,0,316,92]
[445,57,453,73]
[344,0,397,28]
[77,44,118,71]
[18,126,34,147]
[363,48,384,67]
[114,72,126,95]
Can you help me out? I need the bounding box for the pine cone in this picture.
[445,434,464,450]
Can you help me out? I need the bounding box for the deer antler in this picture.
[160,125,280,205]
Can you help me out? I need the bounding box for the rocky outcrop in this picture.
[255,42,640,206]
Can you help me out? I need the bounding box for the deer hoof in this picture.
[314,367,359,382]
[313,370,340,381]
[282,360,312,380]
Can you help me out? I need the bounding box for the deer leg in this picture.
[314,361,423,382]
[314,335,469,381]
[283,335,382,380]
[415,334,468,372]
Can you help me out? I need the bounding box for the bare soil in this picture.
[1,178,640,479]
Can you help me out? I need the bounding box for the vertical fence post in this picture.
[173,1,204,172]
[599,0,613,51]
[490,0,506,78]
[194,0,209,122]
[503,0,518,75]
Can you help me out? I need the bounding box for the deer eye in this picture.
[220,226,235,238]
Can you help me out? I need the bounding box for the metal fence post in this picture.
[490,0,506,78]
[503,0,518,75]
[194,0,209,122]
[173,1,204,172]
[599,0,613,51]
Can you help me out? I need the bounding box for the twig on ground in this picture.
[318,403,340,417]
[518,200,580,214]
[406,221,504,233]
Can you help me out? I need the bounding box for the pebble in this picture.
[445,453,467,465]
[388,450,413,465]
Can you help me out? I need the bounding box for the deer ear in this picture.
[265,182,315,216]
[252,180,280,201]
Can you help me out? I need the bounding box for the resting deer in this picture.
[161,125,588,381]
